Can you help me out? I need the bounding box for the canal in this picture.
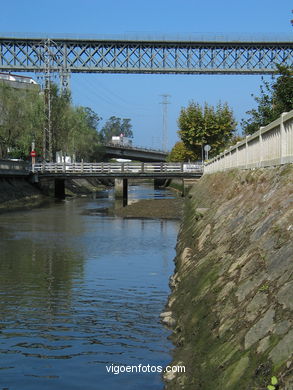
[0,184,179,390]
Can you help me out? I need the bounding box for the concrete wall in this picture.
[0,160,29,175]
[165,165,293,390]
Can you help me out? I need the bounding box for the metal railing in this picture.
[204,110,293,173]
[32,162,203,174]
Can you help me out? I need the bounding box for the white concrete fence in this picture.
[32,162,203,174]
[204,110,293,173]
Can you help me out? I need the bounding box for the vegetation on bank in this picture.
[0,82,133,161]
[241,65,293,135]
[177,101,237,160]
[168,66,293,162]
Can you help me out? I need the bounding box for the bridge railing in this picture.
[32,162,203,174]
[204,110,293,174]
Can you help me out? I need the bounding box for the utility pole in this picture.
[43,39,53,162]
[160,94,171,151]
[39,39,70,161]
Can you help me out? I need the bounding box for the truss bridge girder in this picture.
[0,38,292,74]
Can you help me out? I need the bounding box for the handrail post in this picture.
[259,127,264,167]
[245,136,248,169]
[81,159,84,173]
[141,162,144,173]
[280,112,287,164]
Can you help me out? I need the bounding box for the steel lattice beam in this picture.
[0,37,292,74]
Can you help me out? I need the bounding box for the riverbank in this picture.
[0,177,48,213]
[164,165,293,390]
[65,177,110,196]
[0,176,110,213]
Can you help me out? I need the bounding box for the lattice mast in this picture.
[42,39,53,162]
[160,94,171,152]
[40,39,70,161]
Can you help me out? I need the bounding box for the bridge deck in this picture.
[33,162,203,178]
[104,143,167,162]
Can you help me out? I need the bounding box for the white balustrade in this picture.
[204,110,293,173]
[32,162,203,175]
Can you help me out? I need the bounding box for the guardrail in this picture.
[204,110,293,173]
[32,162,203,174]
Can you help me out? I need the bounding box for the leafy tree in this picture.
[0,81,105,161]
[43,85,104,161]
[168,141,198,162]
[100,116,133,142]
[83,107,102,133]
[242,65,293,135]
[177,101,236,158]
[0,83,44,159]
[65,106,105,161]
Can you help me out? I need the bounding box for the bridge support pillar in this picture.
[114,178,128,206]
[54,178,65,199]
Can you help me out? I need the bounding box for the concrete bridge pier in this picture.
[37,177,66,199]
[114,178,128,206]
[54,179,65,199]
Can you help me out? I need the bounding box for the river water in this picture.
[0,184,179,390]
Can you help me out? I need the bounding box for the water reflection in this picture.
[0,186,178,390]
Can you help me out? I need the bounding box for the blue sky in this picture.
[0,0,292,149]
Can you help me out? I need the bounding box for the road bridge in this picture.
[104,143,167,162]
[32,161,202,177]
[0,36,292,74]
[32,161,203,203]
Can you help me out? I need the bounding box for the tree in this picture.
[177,101,236,158]
[44,85,104,161]
[0,83,44,159]
[100,116,133,142]
[168,141,198,162]
[65,106,105,161]
[0,81,105,161]
[242,66,293,135]
[83,107,102,132]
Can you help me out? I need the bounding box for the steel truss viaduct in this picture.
[0,36,292,75]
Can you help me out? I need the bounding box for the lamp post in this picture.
[204,144,211,161]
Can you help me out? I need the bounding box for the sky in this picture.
[0,0,292,150]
